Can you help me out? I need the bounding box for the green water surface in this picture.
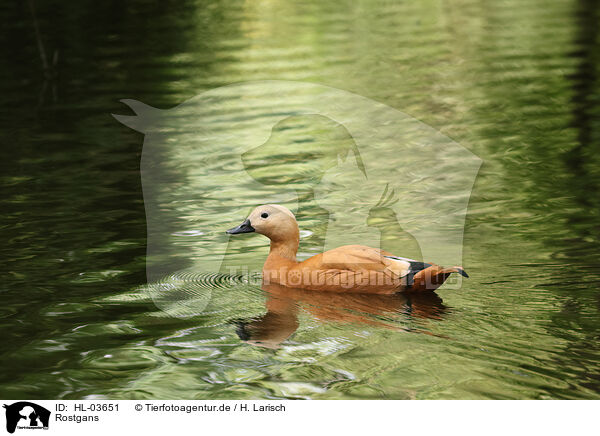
[1,0,599,399]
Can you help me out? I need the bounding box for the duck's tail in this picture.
[410,264,468,292]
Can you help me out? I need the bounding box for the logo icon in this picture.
[3,402,50,434]
[114,80,481,315]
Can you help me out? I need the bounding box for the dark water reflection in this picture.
[236,283,448,349]
[0,0,599,399]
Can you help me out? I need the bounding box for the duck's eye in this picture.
[261,212,269,219]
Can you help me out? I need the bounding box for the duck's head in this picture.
[226,204,299,243]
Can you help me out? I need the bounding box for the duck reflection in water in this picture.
[235,282,448,349]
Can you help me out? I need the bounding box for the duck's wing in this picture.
[296,246,466,292]
[301,245,421,279]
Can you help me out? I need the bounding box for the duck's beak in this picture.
[226,219,255,234]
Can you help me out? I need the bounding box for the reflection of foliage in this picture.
[549,0,600,393]
[563,0,600,252]
[459,0,600,395]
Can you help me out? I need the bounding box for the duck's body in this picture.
[227,204,467,294]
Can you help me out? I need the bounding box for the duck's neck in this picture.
[267,236,299,264]
[262,226,299,285]
[262,222,300,287]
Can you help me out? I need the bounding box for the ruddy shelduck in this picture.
[227,204,468,294]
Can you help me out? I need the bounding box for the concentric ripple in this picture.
[145,270,262,317]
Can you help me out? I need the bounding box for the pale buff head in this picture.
[227,204,299,243]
